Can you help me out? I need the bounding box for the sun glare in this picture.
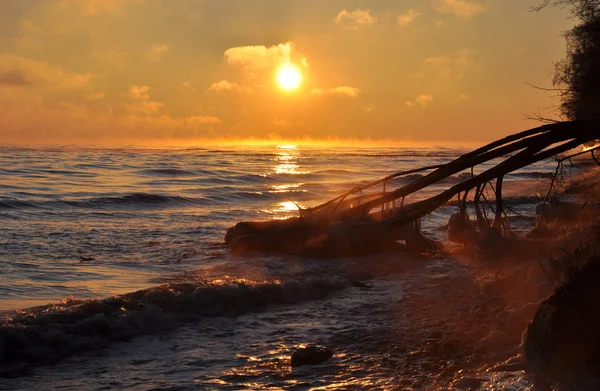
[276,64,302,91]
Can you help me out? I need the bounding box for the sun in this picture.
[276,63,303,91]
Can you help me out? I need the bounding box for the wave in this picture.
[204,190,312,205]
[231,173,277,184]
[139,168,198,177]
[0,276,348,367]
[68,193,200,207]
[0,194,203,210]
[0,200,37,209]
[315,169,354,175]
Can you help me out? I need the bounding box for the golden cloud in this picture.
[123,85,221,126]
[334,9,378,29]
[0,54,91,89]
[425,49,474,65]
[86,92,105,100]
[224,43,293,72]
[433,0,486,19]
[425,56,450,64]
[406,94,433,108]
[398,10,422,25]
[206,80,244,93]
[147,43,169,62]
[126,85,151,100]
[57,0,144,15]
[310,86,360,97]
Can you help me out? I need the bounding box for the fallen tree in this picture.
[225,120,600,257]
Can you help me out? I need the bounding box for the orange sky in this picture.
[0,0,573,144]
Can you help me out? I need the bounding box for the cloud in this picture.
[310,86,360,98]
[57,0,144,15]
[126,85,151,100]
[89,47,128,65]
[147,43,169,62]
[398,10,422,25]
[433,0,486,19]
[123,85,221,131]
[425,56,450,64]
[206,80,243,93]
[422,50,473,80]
[454,48,475,65]
[178,82,195,92]
[0,70,31,87]
[224,43,293,72]
[425,49,475,65]
[334,9,378,29]
[0,55,91,89]
[86,92,105,100]
[123,85,163,115]
[406,94,433,108]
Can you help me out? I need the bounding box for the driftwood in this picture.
[225,120,600,257]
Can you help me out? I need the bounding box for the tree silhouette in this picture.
[535,1,600,120]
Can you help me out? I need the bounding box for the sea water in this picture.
[0,144,572,390]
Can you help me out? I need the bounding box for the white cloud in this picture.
[310,86,360,98]
[433,0,486,19]
[334,9,378,29]
[398,10,421,25]
[406,94,433,108]
[224,43,293,72]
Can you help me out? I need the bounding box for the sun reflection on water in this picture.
[278,201,301,212]
[267,145,308,217]
[273,144,307,175]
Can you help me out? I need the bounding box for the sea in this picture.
[0,144,577,390]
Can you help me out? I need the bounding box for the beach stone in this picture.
[291,344,333,367]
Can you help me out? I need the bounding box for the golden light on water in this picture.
[279,201,301,212]
[268,145,305,217]
[273,144,305,175]
[276,64,302,91]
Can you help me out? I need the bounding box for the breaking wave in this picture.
[0,276,348,366]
